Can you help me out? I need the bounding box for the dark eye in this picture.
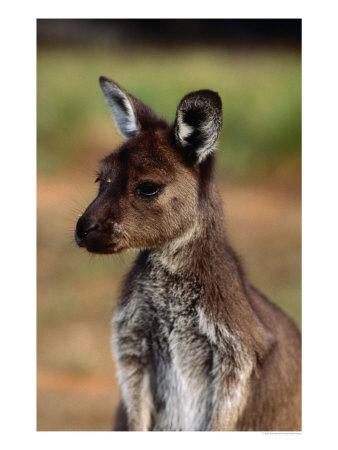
[136,182,161,197]
[95,176,112,184]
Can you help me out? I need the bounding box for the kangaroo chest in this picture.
[120,265,215,431]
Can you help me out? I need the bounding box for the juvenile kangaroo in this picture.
[75,77,301,431]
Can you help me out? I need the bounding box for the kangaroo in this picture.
[75,77,301,431]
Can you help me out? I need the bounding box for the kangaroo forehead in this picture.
[99,133,178,179]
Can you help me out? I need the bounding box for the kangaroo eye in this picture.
[136,182,161,197]
[95,176,112,184]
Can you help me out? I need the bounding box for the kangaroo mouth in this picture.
[83,240,121,255]
[75,230,122,254]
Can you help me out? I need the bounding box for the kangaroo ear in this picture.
[174,90,222,164]
[99,76,166,139]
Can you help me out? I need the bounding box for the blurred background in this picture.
[37,19,301,431]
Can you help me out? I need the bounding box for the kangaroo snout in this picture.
[75,213,122,254]
[75,216,101,244]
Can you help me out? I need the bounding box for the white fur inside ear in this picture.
[176,112,194,145]
[176,110,218,163]
[101,82,139,139]
[195,120,218,163]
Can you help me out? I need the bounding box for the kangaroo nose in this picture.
[75,217,101,243]
[84,222,100,236]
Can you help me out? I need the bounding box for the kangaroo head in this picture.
[75,77,222,254]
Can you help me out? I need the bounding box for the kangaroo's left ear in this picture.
[174,90,222,164]
[99,76,167,139]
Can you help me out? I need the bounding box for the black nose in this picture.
[75,217,101,243]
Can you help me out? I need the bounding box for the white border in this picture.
[2,1,338,449]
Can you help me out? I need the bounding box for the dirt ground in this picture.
[37,173,301,431]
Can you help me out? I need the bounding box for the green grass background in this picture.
[37,46,301,178]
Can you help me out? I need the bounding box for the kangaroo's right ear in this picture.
[99,76,166,139]
[174,89,222,164]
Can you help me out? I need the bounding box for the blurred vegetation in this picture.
[37,46,301,178]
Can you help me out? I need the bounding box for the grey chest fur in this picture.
[116,264,215,431]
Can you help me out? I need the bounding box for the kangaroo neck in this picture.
[146,184,272,356]
[148,184,233,278]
